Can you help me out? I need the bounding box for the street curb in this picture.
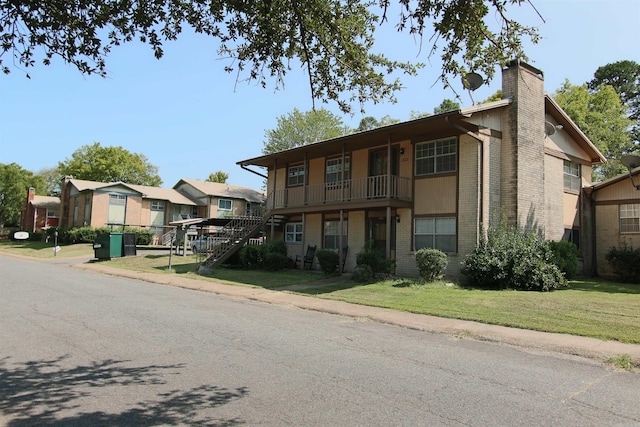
[73,261,640,367]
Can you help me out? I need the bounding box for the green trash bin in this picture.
[93,232,124,259]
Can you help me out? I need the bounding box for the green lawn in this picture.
[2,243,639,344]
[0,240,94,258]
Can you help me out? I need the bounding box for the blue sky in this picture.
[1,0,639,191]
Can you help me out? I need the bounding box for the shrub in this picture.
[351,264,375,282]
[355,240,395,275]
[260,240,288,257]
[239,245,262,269]
[548,240,578,280]
[124,227,154,245]
[262,253,289,271]
[461,224,567,291]
[316,249,340,275]
[415,248,448,282]
[27,232,44,241]
[605,244,640,284]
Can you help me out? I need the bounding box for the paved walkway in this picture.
[64,258,640,367]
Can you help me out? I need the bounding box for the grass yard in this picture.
[102,253,640,344]
[0,240,94,258]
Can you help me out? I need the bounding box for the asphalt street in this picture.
[2,254,640,426]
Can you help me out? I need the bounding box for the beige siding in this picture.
[593,179,640,202]
[308,158,324,185]
[545,155,565,241]
[563,194,579,228]
[351,149,368,179]
[414,175,457,215]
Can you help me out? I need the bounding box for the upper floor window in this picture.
[285,222,303,243]
[414,217,456,253]
[563,160,581,192]
[218,199,232,211]
[415,137,457,176]
[151,201,165,211]
[620,204,640,233]
[288,164,305,187]
[326,156,350,185]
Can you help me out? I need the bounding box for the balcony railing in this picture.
[267,175,411,210]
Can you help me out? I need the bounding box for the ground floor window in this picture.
[323,220,347,250]
[562,228,580,249]
[620,203,640,233]
[414,217,456,253]
[285,222,303,243]
[108,194,126,224]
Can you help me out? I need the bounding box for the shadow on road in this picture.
[0,355,248,426]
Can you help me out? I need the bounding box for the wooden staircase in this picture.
[198,215,267,273]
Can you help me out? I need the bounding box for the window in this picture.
[414,217,456,253]
[324,220,347,250]
[288,164,305,187]
[108,194,126,224]
[285,223,303,243]
[564,160,581,192]
[326,156,350,186]
[415,137,457,176]
[218,199,232,211]
[620,204,640,233]
[562,228,580,249]
[73,197,79,225]
[151,201,165,211]
[46,209,59,218]
[84,194,91,224]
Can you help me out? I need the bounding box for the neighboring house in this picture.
[585,167,640,278]
[173,179,266,222]
[236,61,606,277]
[20,187,60,233]
[58,177,201,243]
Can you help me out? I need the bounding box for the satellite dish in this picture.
[621,154,640,170]
[545,121,560,136]
[462,72,484,91]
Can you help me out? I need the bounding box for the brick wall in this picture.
[501,61,546,235]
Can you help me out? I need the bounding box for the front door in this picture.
[368,147,399,198]
[368,217,396,255]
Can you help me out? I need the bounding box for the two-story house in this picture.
[58,177,200,243]
[236,61,606,277]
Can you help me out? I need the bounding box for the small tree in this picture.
[316,249,340,275]
[415,248,448,282]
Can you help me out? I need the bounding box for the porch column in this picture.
[386,206,392,259]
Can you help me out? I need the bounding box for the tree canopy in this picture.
[58,143,162,186]
[0,162,46,228]
[554,80,633,181]
[1,0,540,113]
[589,60,640,147]
[206,171,229,183]
[356,115,400,131]
[433,99,461,114]
[262,108,350,154]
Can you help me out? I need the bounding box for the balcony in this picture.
[266,175,411,211]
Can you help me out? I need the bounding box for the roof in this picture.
[67,179,198,205]
[174,178,266,203]
[237,95,606,169]
[31,195,60,207]
[237,100,512,169]
[590,166,640,191]
[544,95,607,164]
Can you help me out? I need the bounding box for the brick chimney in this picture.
[501,60,546,235]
